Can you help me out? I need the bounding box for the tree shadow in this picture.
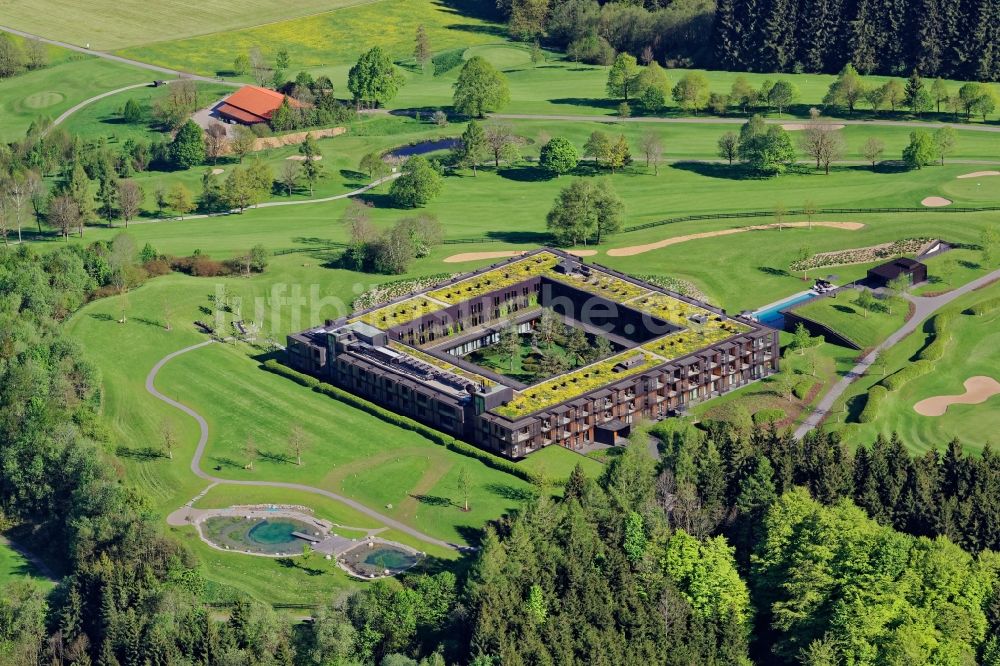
[276,557,325,576]
[210,456,242,470]
[832,304,856,314]
[757,266,791,278]
[116,445,165,460]
[485,483,536,502]
[671,161,750,180]
[89,313,115,322]
[483,230,552,244]
[410,494,454,507]
[340,168,367,183]
[497,166,552,182]
[549,97,617,112]
[959,259,982,270]
[443,23,507,38]
[259,450,293,465]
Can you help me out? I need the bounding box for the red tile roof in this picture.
[216,85,300,123]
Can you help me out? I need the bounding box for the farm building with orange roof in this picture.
[216,85,300,125]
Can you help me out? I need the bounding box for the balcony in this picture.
[514,431,531,442]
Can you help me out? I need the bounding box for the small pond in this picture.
[385,138,459,161]
[341,543,423,577]
[202,517,318,555]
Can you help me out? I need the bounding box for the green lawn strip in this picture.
[516,444,604,483]
[913,248,987,296]
[793,292,909,349]
[828,280,1000,455]
[0,540,57,590]
[0,55,151,141]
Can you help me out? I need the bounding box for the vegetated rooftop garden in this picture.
[494,350,661,418]
[427,251,561,302]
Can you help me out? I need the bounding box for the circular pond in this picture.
[202,516,317,555]
[341,543,422,577]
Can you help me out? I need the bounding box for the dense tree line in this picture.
[494,0,1000,81]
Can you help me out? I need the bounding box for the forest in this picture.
[1,238,998,664]
[494,0,1000,81]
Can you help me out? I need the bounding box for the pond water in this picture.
[342,543,422,577]
[385,138,459,160]
[202,516,317,555]
[247,520,300,546]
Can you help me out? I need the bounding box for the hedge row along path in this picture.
[147,340,459,551]
[794,267,1000,439]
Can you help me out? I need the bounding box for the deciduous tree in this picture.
[389,156,442,208]
[453,56,510,118]
[861,136,885,169]
[717,131,739,165]
[607,52,641,102]
[116,179,143,228]
[538,137,578,176]
[348,46,404,109]
[671,72,710,114]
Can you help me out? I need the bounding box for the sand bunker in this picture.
[782,123,845,131]
[957,171,1000,179]
[211,168,224,175]
[921,196,952,207]
[443,250,597,263]
[913,376,1000,416]
[606,221,865,257]
[286,155,324,162]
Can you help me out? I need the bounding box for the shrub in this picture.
[858,385,888,423]
[917,311,954,361]
[967,297,1000,316]
[143,258,171,276]
[879,360,932,391]
[432,48,464,76]
[793,380,816,400]
[701,402,753,432]
[753,408,786,425]
[262,359,320,388]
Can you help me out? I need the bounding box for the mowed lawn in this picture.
[119,0,501,76]
[831,281,1000,455]
[794,290,910,349]
[0,0,379,50]
[0,541,56,590]
[0,53,151,141]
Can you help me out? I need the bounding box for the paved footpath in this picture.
[146,341,460,551]
[794,268,1000,439]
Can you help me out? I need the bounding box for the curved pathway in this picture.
[794,268,1000,438]
[146,340,458,551]
[48,82,164,132]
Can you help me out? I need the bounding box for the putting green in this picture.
[21,91,65,109]
[465,44,532,71]
[942,177,1000,202]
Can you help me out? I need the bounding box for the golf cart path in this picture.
[146,340,458,551]
[794,267,1000,438]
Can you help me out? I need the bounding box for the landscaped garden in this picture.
[793,289,910,349]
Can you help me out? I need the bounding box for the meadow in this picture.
[828,281,1000,455]
[0,0,379,50]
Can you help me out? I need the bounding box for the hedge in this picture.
[793,380,816,400]
[261,360,543,485]
[701,402,753,432]
[859,385,888,423]
[753,408,786,425]
[917,311,954,361]
[967,297,1000,317]
[879,360,932,391]
[262,359,319,388]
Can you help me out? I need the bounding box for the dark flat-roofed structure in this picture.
[867,257,928,288]
[286,248,779,459]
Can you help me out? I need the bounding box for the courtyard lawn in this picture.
[0,54,151,141]
[0,0,378,50]
[0,540,56,590]
[792,290,910,349]
[829,281,1000,456]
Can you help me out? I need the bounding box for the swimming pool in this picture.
[753,291,819,329]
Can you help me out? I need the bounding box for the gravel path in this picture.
[146,341,459,551]
[793,268,1000,438]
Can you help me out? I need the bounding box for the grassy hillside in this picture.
[0,0,379,50]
